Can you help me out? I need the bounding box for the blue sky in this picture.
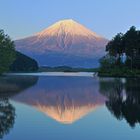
[0,0,140,40]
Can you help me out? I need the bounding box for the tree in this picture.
[123,26,138,58]
[123,26,140,69]
[106,33,124,65]
[102,26,140,70]
[0,30,15,74]
[100,54,116,70]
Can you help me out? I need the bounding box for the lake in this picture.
[0,73,140,140]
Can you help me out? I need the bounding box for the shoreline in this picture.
[98,72,140,78]
[5,72,95,77]
[3,71,140,78]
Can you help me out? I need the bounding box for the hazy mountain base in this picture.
[19,51,101,68]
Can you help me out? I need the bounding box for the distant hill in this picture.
[39,66,98,72]
[10,51,38,72]
[15,19,108,68]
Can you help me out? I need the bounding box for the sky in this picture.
[0,0,140,40]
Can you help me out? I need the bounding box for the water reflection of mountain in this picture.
[13,77,105,124]
[0,75,38,139]
[0,75,38,98]
[99,78,140,127]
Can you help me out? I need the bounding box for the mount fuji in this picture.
[15,19,108,67]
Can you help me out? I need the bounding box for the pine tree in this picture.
[0,30,15,74]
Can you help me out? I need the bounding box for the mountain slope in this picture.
[15,19,108,67]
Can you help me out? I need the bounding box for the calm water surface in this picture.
[0,73,140,140]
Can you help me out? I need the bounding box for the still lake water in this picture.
[0,72,140,140]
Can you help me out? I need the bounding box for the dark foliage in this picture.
[99,78,140,127]
[10,51,38,72]
[0,30,16,74]
[99,26,140,76]
[0,98,15,139]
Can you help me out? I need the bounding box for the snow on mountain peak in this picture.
[37,19,101,39]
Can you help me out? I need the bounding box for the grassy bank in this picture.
[98,68,140,78]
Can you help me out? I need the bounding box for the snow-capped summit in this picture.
[37,19,101,39]
[15,19,108,67]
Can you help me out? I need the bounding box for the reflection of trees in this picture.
[0,75,38,138]
[123,79,140,127]
[0,98,15,139]
[0,76,38,98]
[99,78,140,127]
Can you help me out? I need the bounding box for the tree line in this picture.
[0,29,38,75]
[99,26,140,76]
[0,30,15,74]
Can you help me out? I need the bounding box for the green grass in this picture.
[98,67,140,77]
